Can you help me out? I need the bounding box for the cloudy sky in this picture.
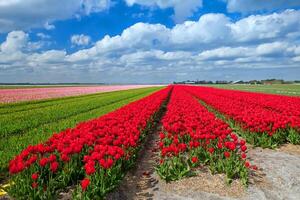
[0,0,300,83]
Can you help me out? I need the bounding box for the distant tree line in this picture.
[173,79,300,85]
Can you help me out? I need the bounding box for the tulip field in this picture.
[157,87,249,185]
[186,86,300,148]
[0,85,160,103]
[211,84,300,96]
[0,87,163,180]
[0,85,300,199]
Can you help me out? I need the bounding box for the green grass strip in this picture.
[209,84,300,96]
[0,87,162,137]
[0,90,121,114]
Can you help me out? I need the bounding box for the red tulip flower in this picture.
[81,178,90,191]
[31,173,38,181]
[224,151,230,158]
[191,156,198,163]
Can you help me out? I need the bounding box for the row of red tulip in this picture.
[209,87,300,118]
[184,86,300,148]
[156,86,252,185]
[8,87,171,199]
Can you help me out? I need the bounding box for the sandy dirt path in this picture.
[108,137,300,200]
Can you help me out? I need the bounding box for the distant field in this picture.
[0,85,84,89]
[0,85,163,103]
[0,86,163,179]
[208,84,300,96]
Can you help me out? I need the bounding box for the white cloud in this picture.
[230,10,300,42]
[125,0,203,22]
[293,46,300,55]
[292,56,300,62]
[44,22,55,30]
[119,50,192,64]
[27,41,46,51]
[198,41,296,61]
[0,0,111,33]
[82,0,112,14]
[198,47,252,60]
[0,31,28,53]
[256,42,289,56]
[68,22,170,61]
[69,10,299,54]
[171,13,231,46]
[226,0,300,13]
[71,34,91,46]
[36,33,51,39]
[1,9,300,82]
[29,50,67,64]
[0,31,28,64]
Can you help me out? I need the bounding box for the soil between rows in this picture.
[106,129,300,200]
[105,122,247,200]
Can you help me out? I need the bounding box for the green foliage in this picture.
[9,152,87,200]
[156,146,249,185]
[0,88,162,137]
[156,155,193,182]
[210,84,300,96]
[287,127,300,144]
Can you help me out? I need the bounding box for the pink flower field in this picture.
[0,85,161,103]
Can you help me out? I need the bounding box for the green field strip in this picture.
[0,87,162,137]
[209,84,300,96]
[0,91,115,114]
[0,87,154,114]
[0,87,153,119]
[0,88,161,179]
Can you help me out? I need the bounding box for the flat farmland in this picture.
[0,85,162,103]
[0,86,163,180]
[1,85,300,200]
[209,84,300,96]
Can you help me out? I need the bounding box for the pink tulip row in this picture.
[0,85,162,103]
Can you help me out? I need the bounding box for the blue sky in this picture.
[0,0,300,83]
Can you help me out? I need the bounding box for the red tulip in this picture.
[241,153,246,159]
[241,145,247,152]
[191,157,198,163]
[39,157,48,167]
[224,151,230,158]
[32,182,38,189]
[50,161,59,173]
[252,165,258,170]
[31,173,38,180]
[245,161,250,168]
[81,178,90,191]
